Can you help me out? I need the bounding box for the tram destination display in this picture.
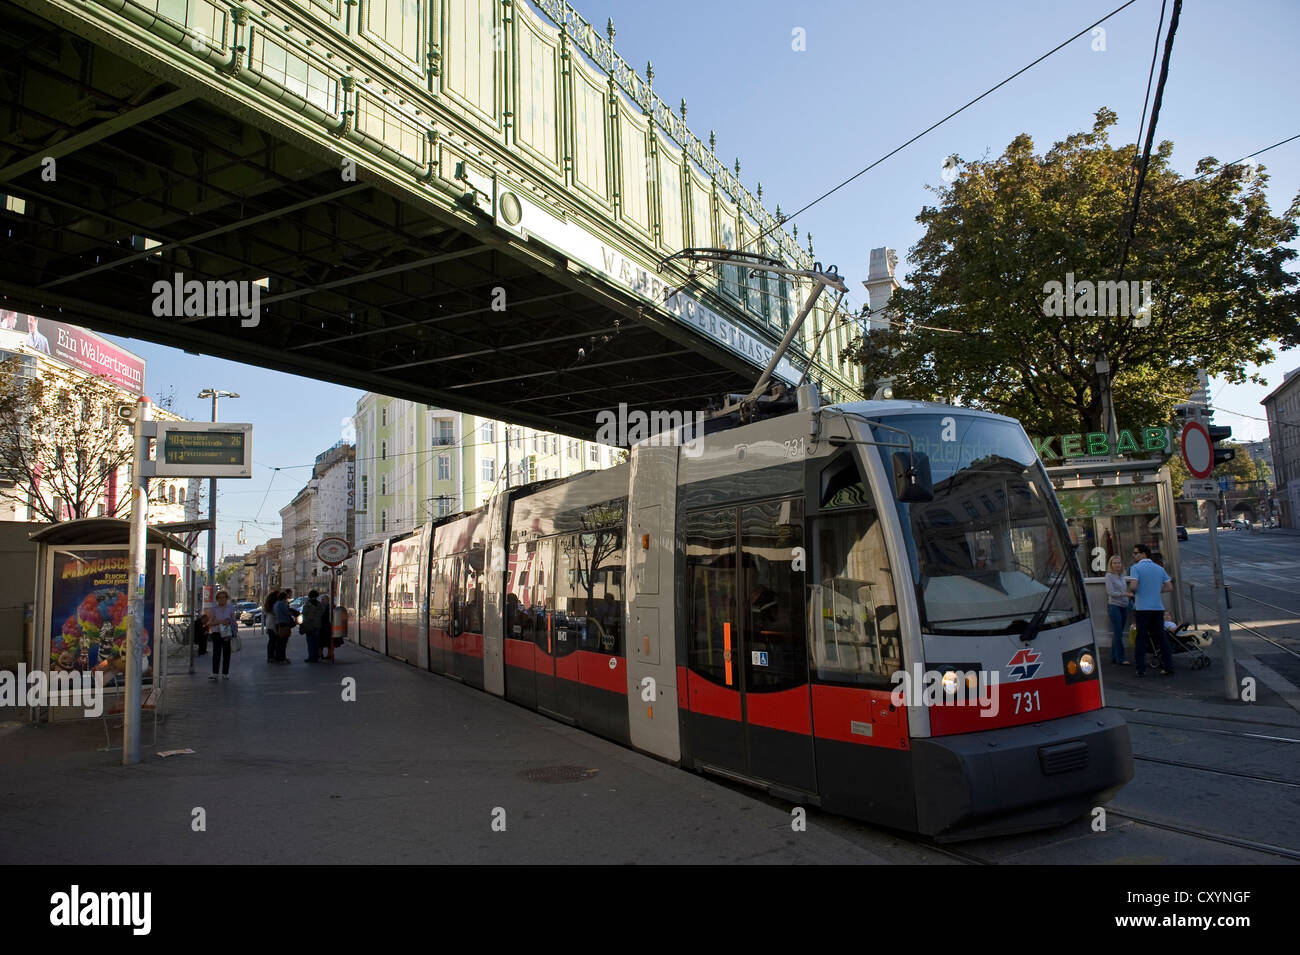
[164,430,244,466]
[146,421,253,478]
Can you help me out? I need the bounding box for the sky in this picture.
[103,0,1300,564]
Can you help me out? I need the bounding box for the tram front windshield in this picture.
[869,414,1088,636]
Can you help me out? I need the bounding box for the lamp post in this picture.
[196,388,238,674]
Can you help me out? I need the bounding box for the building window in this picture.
[381,476,387,495]
[482,421,495,442]
[437,497,451,517]
[437,454,450,481]
[168,486,176,504]
[590,444,599,463]
[178,487,185,504]
[381,441,387,461]
[532,434,539,453]
[381,406,387,427]
[482,458,495,482]
[436,419,454,445]
[361,475,368,510]
[381,510,387,532]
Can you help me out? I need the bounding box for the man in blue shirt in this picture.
[1128,544,1173,676]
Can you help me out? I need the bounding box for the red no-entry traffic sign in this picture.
[1181,420,1213,479]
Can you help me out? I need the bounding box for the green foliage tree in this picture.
[849,109,1300,436]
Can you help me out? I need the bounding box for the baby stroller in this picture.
[1133,617,1212,670]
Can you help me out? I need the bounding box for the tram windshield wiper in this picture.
[1011,564,1069,642]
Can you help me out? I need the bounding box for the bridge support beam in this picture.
[0,88,193,183]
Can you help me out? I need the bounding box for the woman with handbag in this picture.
[208,589,239,680]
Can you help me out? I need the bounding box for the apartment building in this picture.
[352,395,624,545]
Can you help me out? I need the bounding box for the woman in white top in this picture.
[1104,556,1130,665]
[208,590,239,680]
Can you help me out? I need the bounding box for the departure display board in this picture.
[147,422,253,478]
[163,430,245,467]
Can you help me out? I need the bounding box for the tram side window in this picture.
[556,530,625,656]
[741,499,806,693]
[454,554,484,636]
[429,556,451,635]
[811,507,902,687]
[685,510,736,687]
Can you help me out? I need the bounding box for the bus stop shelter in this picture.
[28,519,191,724]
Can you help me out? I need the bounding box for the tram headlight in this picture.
[1063,646,1100,684]
[941,670,960,695]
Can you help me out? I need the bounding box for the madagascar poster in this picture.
[49,549,155,680]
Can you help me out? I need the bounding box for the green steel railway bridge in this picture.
[0,0,865,434]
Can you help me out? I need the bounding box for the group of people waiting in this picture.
[262,588,333,664]
[1104,543,1176,677]
[192,588,336,677]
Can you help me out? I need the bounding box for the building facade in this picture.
[0,313,198,525]
[1262,368,1300,528]
[352,395,625,546]
[277,442,356,593]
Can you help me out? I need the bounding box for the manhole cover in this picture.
[520,765,599,784]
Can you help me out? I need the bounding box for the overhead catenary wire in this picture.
[656,0,1143,326]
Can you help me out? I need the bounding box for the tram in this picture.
[339,396,1134,840]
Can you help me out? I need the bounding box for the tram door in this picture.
[684,499,814,795]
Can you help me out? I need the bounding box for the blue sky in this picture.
[106,0,1300,563]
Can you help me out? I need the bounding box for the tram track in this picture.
[1107,810,1300,863]
[1121,714,1300,743]
[1187,595,1300,659]
[1132,754,1300,788]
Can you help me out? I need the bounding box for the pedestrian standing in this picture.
[273,590,295,663]
[1128,544,1173,677]
[319,593,333,661]
[301,589,325,662]
[1104,557,1130,665]
[193,613,209,656]
[208,590,238,680]
[263,591,280,662]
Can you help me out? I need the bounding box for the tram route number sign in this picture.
[146,421,253,478]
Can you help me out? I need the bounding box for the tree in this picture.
[0,357,136,521]
[848,109,1300,436]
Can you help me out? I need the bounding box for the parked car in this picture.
[240,606,263,626]
[1176,525,1188,541]
[1231,518,1252,530]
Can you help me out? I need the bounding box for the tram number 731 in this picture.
[1013,690,1042,715]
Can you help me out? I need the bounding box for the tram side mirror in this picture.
[893,452,933,503]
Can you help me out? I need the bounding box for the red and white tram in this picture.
[340,399,1133,840]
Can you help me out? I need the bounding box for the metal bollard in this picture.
[1225,585,1231,610]
[1189,583,1197,629]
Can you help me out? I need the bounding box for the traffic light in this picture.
[1208,425,1234,466]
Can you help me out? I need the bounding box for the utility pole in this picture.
[196,388,238,674]
[124,395,152,766]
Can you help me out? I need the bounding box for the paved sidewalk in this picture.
[1099,621,1300,723]
[0,642,890,865]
